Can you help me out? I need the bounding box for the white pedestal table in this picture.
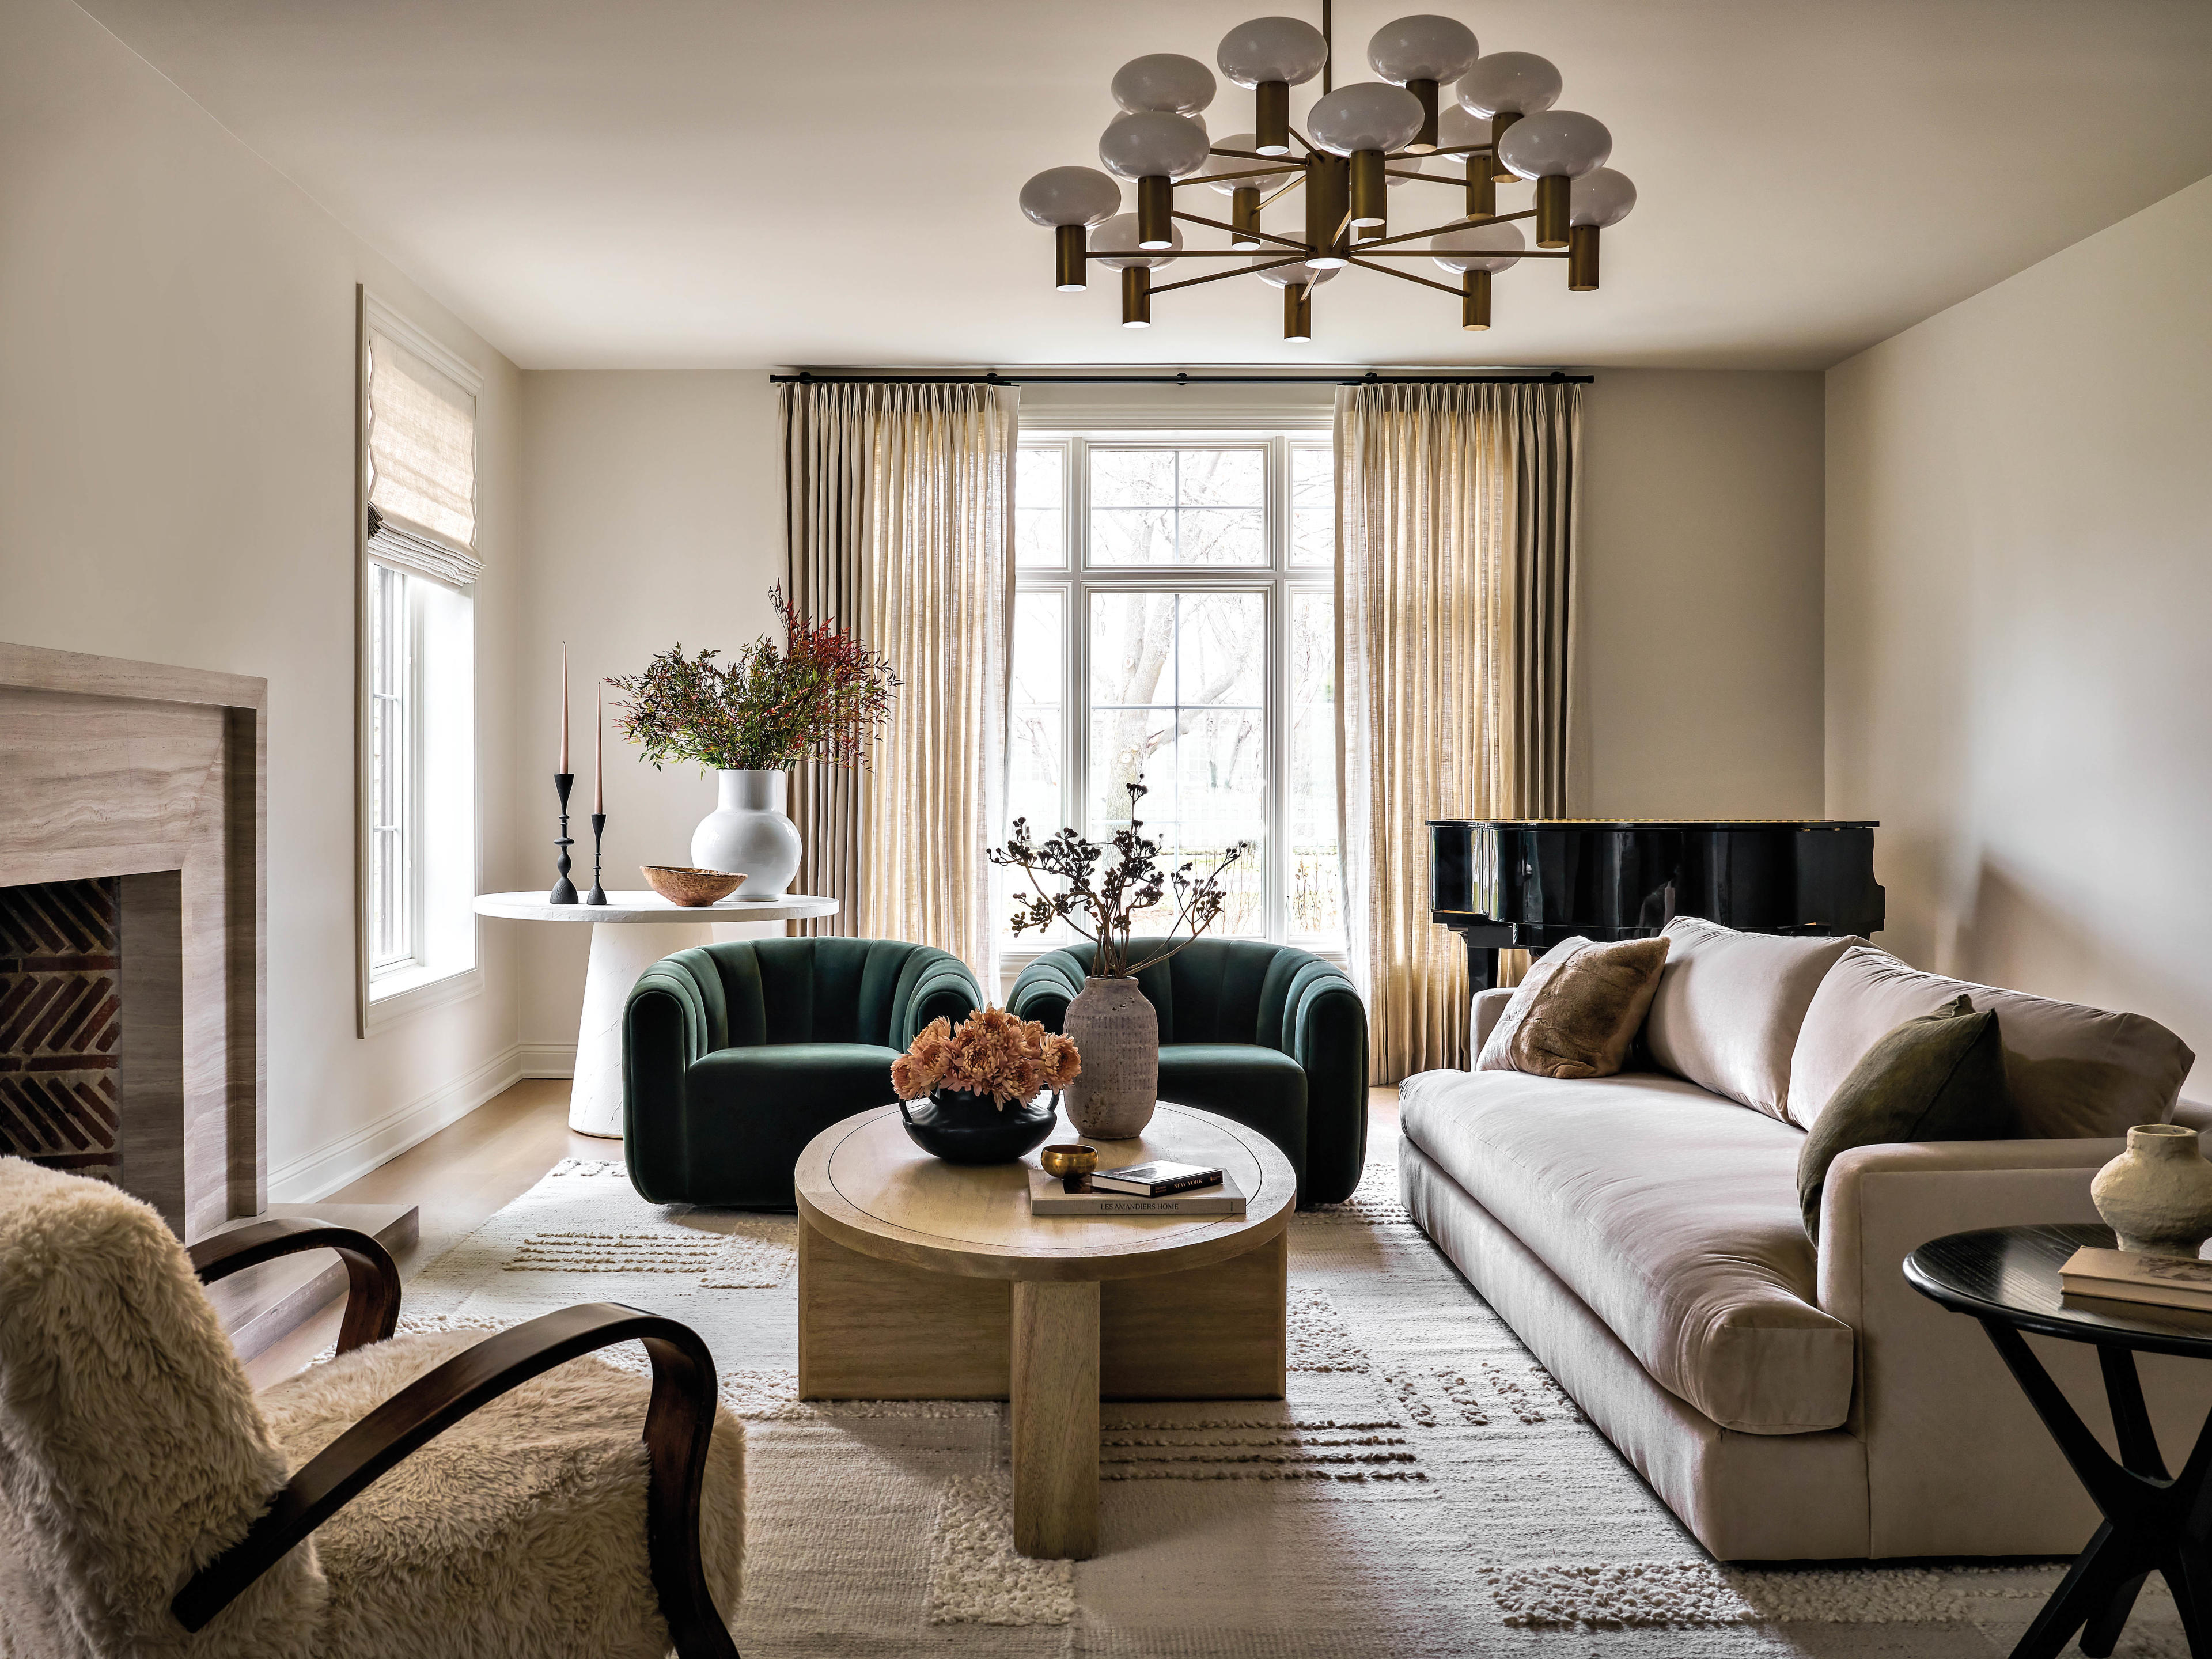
[473,889,839,1137]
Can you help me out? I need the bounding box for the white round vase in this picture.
[2092,1124,2212,1257]
[1062,975,1160,1139]
[690,769,802,900]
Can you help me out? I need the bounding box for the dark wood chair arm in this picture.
[172,1302,738,1658]
[188,1219,402,1357]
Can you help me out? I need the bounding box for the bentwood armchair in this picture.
[0,1156,743,1659]
[1009,937,1369,1203]
[624,937,983,1207]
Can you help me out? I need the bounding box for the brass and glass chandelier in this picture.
[1017,9,1635,339]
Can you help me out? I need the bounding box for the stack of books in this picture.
[2060,1245,2212,1312]
[1028,1158,1246,1217]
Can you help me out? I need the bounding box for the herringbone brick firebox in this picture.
[0,878,123,1179]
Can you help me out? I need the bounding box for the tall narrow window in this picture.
[359,294,482,1021]
[1005,431,1342,960]
[368,560,413,972]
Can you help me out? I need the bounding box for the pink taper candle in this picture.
[559,645,570,774]
[594,680,604,812]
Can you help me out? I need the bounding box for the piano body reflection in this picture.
[1429,819,1884,991]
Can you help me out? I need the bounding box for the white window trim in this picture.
[1005,428,1345,986]
[355,285,484,1036]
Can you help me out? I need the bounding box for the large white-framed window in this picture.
[357,291,482,1029]
[1005,430,1342,968]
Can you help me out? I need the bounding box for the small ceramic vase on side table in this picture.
[2092,1124,2212,1257]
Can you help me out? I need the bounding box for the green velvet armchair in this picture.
[623,937,982,1208]
[1007,937,1368,1205]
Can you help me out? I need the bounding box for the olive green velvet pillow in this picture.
[1797,994,2015,1241]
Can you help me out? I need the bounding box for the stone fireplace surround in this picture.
[0,640,266,1240]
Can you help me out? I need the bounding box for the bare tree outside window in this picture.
[1005,435,1342,953]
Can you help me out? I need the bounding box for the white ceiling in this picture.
[79,0,2212,371]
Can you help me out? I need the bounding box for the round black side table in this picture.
[1906,1222,2212,1659]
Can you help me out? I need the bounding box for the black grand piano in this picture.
[1430,819,1884,991]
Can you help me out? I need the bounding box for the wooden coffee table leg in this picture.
[1011,1279,1099,1560]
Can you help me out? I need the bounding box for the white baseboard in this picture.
[268,1042,530,1204]
[516,1041,576,1078]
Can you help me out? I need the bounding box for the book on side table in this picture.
[1027,1165,1246,1217]
[2061,1245,2212,1312]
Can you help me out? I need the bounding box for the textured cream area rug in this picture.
[378,1138,2183,1659]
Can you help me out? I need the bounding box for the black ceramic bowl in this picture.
[898,1089,1058,1164]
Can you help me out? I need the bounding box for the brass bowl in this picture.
[641,865,746,907]
[1039,1142,1099,1191]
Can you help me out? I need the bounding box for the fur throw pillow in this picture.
[1478,935,1672,1078]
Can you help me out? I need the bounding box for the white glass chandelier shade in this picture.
[1569,166,1637,227]
[1366,15,1479,85]
[1496,109,1612,179]
[1456,51,1562,118]
[1200,137,1294,192]
[1251,255,1340,287]
[1097,111,1211,180]
[1432,103,1491,153]
[1017,166,1124,228]
[1306,82,1425,156]
[1215,16,1329,86]
[1112,52,1217,115]
[1092,211,1184,268]
[1430,219,1525,272]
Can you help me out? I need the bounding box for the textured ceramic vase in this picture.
[1062,975,1160,1139]
[898,1090,1058,1165]
[690,769,802,900]
[2092,1124,2212,1257]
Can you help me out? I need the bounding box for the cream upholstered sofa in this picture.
[1399,918,2206,1562]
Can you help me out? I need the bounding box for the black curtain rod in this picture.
[768,369,1593,386]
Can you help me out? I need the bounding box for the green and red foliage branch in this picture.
[607,588,898,773]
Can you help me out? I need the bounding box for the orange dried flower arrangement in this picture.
[892,1007,1081,1109]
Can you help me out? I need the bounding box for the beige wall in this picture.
[1826,175,2212,1089]
[514,372,782,1052]
[0,0,527,1198]
[1577,370,1828,817]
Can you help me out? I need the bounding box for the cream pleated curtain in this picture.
[1336,380,1581,1081]
[777,381,1017,981]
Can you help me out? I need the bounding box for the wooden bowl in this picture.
[641,865,746,907]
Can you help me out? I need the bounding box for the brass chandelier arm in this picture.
[1152,256,1306,296]
[1384,169,1471,186]
[1174,167,1298,189]
[1205,148,1277,162]
[1357,206,1538,252]
[1257,172,1308,211]
[1085,248,1315,259]
[1347,257,1466,297]
[1351,247,1569,257]
[1287,126,1317,154]
[1170,209,1310,251]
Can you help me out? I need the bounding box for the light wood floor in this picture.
[244,1079,1402,1389]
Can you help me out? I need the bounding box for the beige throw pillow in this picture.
[1643,918,1859,1120]
[1476,935,1671,1078]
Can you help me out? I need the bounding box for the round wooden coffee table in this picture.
[793,1100,1296,1560]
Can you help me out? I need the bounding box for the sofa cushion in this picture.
[1787,944,2196,1140]
[1398,1066,1853,1434]
[1644,918,1858,1120]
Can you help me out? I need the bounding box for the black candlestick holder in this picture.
[549,772,579,904]
[586,812,607,906]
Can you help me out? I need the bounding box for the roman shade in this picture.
[365,317,480,586]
